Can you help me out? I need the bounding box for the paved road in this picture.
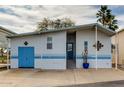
[64,80,124,87]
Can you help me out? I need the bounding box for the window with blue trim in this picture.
[47,37,52,49]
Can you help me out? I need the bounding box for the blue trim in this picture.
[42,56,66,59]
[35,56,41,59]
[11,56,41,59]
[10,56,18,59]
[76,55,111,59]
[11,54,111,60]
[42,54,66,59]
[76,56,111,59]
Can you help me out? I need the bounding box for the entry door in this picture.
[18,47,34,68]
[67,43,73,60]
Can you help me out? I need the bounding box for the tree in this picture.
[54,19,62,29]
[37,18,50,31]
[96,5,118,31]
[36,18,75,31]
[96,5,108,26]
[61,18,75,28]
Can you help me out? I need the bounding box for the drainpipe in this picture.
[95,24,98,70]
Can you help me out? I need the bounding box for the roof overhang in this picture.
[0,26,16,35]
[7,23,116,38]
[96,23,116,36]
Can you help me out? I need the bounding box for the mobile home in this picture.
[8,23,115,69]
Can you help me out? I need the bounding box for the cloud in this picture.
[116,15,124,30]
[0,5,122,33]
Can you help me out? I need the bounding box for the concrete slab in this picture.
[0,68,124,86]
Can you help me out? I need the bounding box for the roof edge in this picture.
[7,23,116,38]
[0,26,17,35]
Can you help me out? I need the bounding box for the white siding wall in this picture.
[76,30,112,68]
[39,31,66,69]
[10,29,112,69]
[10,31,66,69]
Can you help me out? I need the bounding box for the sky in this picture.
[0,5,124,33]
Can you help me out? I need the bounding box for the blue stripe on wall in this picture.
[11,55,111,60]
[76,55,111,59]
[11,56,18,59]
[76,56,111,59]
[11,56,41,59]
[35,56,41,59]
[42,54,66,59]
[42,56,66,59]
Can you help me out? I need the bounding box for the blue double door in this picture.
[18,47,34,68]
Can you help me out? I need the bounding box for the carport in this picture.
[0,26,16,69]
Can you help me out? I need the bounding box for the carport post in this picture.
[95,24,98,70]
[7,38,10,70]
[7,48,9,70]
[115,32,118,69]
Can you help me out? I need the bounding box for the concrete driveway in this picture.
[0,68,124,86]
[65,80,124,87]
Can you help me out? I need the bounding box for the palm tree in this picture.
[106,10,118,31]
[96,5,108,26]
[108,19,118,31]
[96,5,118,31]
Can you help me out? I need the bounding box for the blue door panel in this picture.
[18,47,34,68]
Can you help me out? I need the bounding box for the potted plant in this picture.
[82,48,89,69]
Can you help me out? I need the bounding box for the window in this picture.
[47,37,52,49]
[84,41,88,49]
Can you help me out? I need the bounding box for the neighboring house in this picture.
[0,26,16,57]
[112,29,124,65]
[8,23,115,69]
[0,26,16,48]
